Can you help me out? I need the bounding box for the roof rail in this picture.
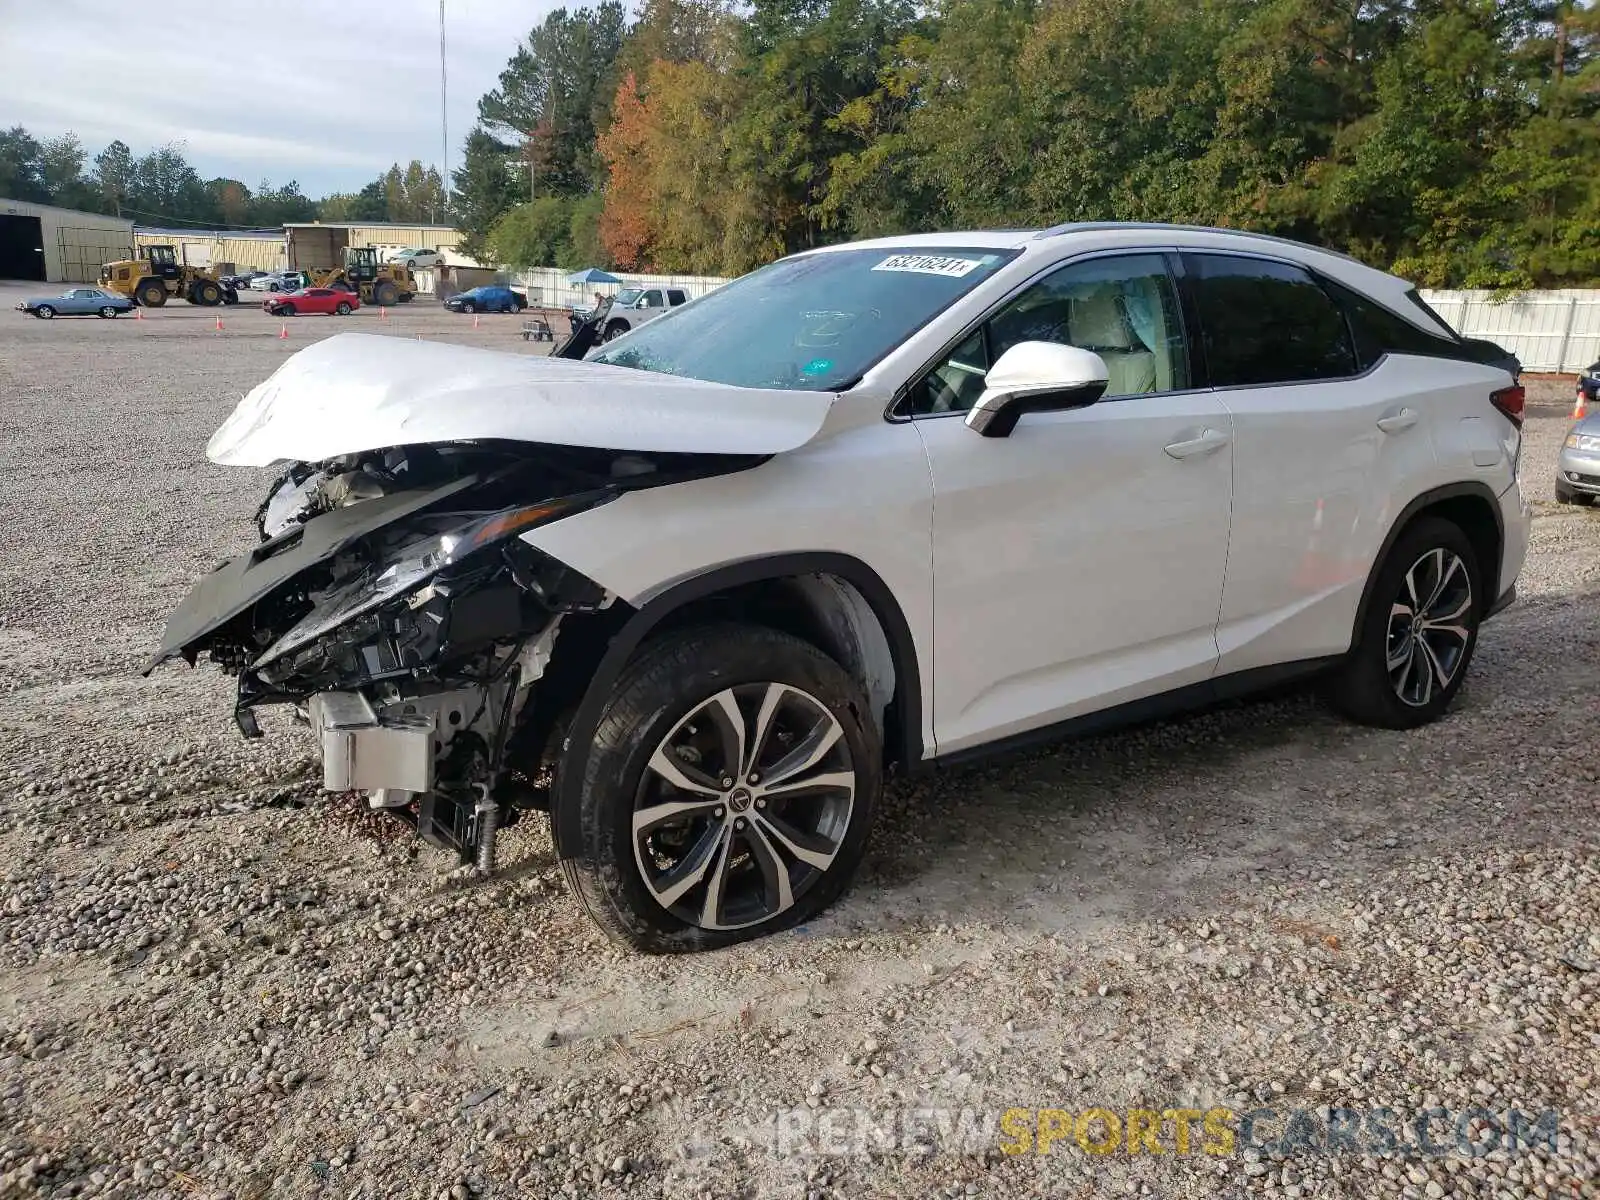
[1030,221,1366,266]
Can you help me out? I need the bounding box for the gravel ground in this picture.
[0,281,1595,1200]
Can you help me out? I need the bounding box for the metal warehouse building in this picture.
[284,222,466,272]
[0,198,135,284]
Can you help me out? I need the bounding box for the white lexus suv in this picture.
[152,223,1530,952]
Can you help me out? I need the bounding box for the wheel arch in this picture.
[1351,482,1505,643]
[548,552,925,856]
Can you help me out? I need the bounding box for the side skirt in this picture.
[926,656,1344,770]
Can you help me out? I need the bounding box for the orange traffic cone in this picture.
[134,307,144,320]
[278,321,289,340]
[380,306,388,321]
[1575,388,1590,421]
[472,313,480,329]
[214,315,224,332]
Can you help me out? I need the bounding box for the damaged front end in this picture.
[150,441,750,870]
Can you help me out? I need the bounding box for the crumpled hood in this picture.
[206,332,839,466]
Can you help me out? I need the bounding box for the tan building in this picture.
[285,223,467,272]
[0,198,135,283]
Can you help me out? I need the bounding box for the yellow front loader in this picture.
[308,247,416,306]
[99,245,239,307]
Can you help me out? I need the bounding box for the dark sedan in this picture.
[443,286,528,314]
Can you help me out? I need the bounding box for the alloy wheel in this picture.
[632,682,856,931]
[1386,547,1473,708]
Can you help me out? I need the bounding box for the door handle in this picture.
[1163,428,1230,459]
[1376,408,1419,434]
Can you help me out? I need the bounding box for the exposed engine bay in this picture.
[149,440,763,870]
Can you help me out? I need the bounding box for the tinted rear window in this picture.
[1185,254,1357,386]
[1317,277,1461,369]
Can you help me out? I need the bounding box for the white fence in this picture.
[1419,290,1600,373]
[508,267,729,311]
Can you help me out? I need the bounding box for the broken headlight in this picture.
[253,497,593,669]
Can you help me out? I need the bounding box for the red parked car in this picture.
[263,287,359,317]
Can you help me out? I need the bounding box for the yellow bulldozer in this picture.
[99,245,239,308]
[307,247,416,306]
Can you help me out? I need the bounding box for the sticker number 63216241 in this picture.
[871,254,982,278]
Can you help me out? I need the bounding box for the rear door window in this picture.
[667,289,688,306]
[1183,254,1357,386]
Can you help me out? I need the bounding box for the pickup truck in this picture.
[595,286,690,342]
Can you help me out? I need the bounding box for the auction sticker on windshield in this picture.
[872,254,984,278]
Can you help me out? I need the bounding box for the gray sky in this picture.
[0,0,558,198]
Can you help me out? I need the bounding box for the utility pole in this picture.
[440,0,450,210]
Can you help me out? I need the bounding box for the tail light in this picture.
[1491,384,1525,428]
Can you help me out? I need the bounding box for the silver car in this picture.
[1557,412,1600,505]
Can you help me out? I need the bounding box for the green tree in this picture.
[206,178,253,225]
[92,140,134,217]
[479,3,628,197]
[0,126,49,203]
[727,0,919,255]
[127,144,210,223]
[249,181,318,225]
[453,128,528,260]
[380,161,450,223]
[486,196,578,267]
[39,134,97,210]
[568,191,610,266]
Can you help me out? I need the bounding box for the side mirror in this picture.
[964,342,1109,438]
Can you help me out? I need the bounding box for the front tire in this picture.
[34,305,54,319]
[603,320,628,342]
[1326,516,1482,729]
[560,624,881,953]
[277,303,296,317]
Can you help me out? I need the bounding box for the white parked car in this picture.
[387,247,444,270]
[151,223,1529,952]
[597,285,690,341]
[256,270,305,293]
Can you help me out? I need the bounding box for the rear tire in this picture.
[1325,516,1482,730]
[335,301,352,315]
[559,624,881,954]
[98,306,117,318]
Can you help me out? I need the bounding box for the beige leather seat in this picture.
[1068,290,1156,396]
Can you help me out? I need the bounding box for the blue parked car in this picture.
[15,286,135,319]
[443,285,528,315]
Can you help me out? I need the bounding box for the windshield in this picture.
[589,247,1019,390]
[612,288,643,306]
